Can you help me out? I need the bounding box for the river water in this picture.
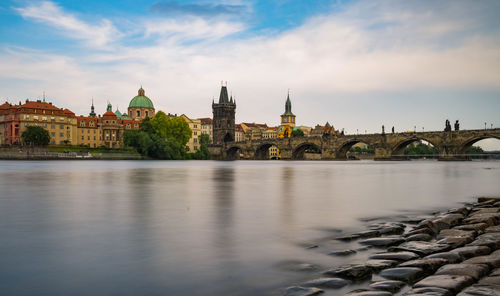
[0,160,499,295]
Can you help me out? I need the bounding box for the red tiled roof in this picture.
[198,117,213,124]
[102,111,117,119]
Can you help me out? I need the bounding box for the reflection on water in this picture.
[0,160,499,296]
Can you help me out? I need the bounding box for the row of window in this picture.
[25,115,67,122]
[25,123,67,129]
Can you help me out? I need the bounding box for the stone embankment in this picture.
[283,197,500,296]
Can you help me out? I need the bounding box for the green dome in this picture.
[129,87,154,109]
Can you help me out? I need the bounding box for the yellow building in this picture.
[77,116,101,148]
[181,114,201,152]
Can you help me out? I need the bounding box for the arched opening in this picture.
[226,146,242,160]
[255,144,273,160]
[392,139,438,160]
[460,137,500,159]
[269,145,280,160]
[337,140,374,160]
[292,143,321,160]
[224,133,234,143]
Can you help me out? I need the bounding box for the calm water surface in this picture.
[1,160,499,295]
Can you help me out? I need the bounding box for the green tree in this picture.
[150,111,192,146]
[291,129,304,137]
[403,142,438,157]
[140,116,155,135]
[22,126,50,146]
[466,146,484,154]
[190,134,210,160]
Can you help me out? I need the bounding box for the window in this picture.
[88,129,90,134]
[145,111,149,117]
[43,124,47,128]
[51,132,55,137]
[60,132,64,137]
[25,115,30,119]
[194,131,197,135]
[94,136,96,140]
[51,124,55,129]
[81,136,84,140]
[60,124,64,129]
[194,138,197,143]
[59,118,64,121]
[80,122,85,127]
[88,136,90,140]
[136,110,141,117]
[25,123,29,127]
[42,117,47,121]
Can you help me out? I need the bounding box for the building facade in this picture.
[198,117,213,143]
[181,114,201,152]
[212,85,236,145]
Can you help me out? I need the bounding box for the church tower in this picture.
[212,83,236,145]
[280,91,295,128]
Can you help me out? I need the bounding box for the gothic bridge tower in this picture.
[212,84,236,145]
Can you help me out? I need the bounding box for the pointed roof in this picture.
[219,85,229,103]
[281,92,295,116]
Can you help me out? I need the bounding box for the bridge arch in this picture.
[458,135,500,155]
[226,146,242,160]
[292,142,321,160]
[391,137,440,158]
[254,143,280,160]
[336,139,375,160]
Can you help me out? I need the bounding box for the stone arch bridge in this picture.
[209,128,500,160]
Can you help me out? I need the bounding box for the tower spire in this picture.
[89,97,96,117]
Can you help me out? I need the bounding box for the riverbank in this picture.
[0,146,144,160]
[281,197,500,296]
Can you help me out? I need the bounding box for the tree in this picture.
[150,111,192,146]
[466,146,484,154]
[22,126,50,146]
[190,134,210,160]
[291,129,304,137]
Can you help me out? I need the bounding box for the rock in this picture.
[477,275,500,286]
[454,223,488,232]
[324,264,372,280]
[464,213,500,227]
[485,225,500,233]
[356,230,381,238]
[457,285,500,296]
[425,251,462,263]
[448,207,470,216]
[414,275,475,293]
[369,280,405,293]
[491,268,500,276]
[346,289,392,296]
[436,236,471,248]
[335,234,360,241]
[379,267,424,283]
[370,251,419,261]
[477,197,500,204]
[468,233,500,250]
[301,277,350,288]
[404,287,452,296]
[370,222,406,235]
[406,233,433,242]
[470,207,500,214]
[389,241,450,256]
[450,246,491,259]
[463,254,500,268]
[283,286,323,296]
[329,249,357,256]
[433,214,464,229]
[405,228,435,237]
[364,259,399,271]
[416,220,439,235]
[435,263,490,280]
[437,229,476,240]
[359,236,405,247]
[399,258,448,272]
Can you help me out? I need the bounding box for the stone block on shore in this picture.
[413,275,475,293]
[457,284,500,296]
[389,241,451,256]
[450,246,491,259]
[323,264,372,280]
[301,277,350,288]
[399,258,448,272]
[454,223,489,233]
[379,267,425,283]
[365,259,399,271]
[369,280,405,293]
[485,225,500,233]
[406,233,433,242]
[359,236,405,247]
[346,289,392,296]
[468,233,500,250]
[463,254,500,268]
[283,286,323,296]
[369,251,420,261]
[404,287,452,296]
[435,263,490,280]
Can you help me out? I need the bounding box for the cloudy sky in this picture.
[1,0,499,148]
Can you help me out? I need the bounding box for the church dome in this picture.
[129,87,154,109]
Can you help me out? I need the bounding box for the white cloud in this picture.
[14,1,122,49]
[3,0,500,138]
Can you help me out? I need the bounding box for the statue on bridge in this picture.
[392,126,395,134]
[382,125,385,135]
[445,119,452,132]
[454,120,460,131]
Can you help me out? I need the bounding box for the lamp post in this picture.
[357,129,358,135]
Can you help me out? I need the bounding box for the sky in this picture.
[1,0,499,149]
